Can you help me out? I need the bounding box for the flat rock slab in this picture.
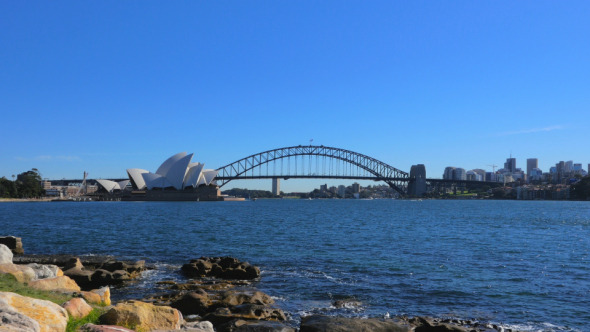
[300,315,410,332]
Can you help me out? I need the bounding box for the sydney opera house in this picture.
[96,152,221,201]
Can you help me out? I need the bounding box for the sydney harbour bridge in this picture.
[213,145,496,197]
[55,145,498,197]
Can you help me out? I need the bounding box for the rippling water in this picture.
[1,199,589,331]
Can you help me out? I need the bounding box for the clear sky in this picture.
[1,1,589,192]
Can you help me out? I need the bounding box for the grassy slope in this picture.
[0,273,105,331]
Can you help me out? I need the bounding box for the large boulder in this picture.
[181,321,215,332]
[151,321,215,332]
[170,289,210,316]
[299,315,409,332]
[218,290,274,307]
[0,291,69,332]
[0,243,13,264]
[0,297,41,332]
[217,319,296,332]
[203,304,286,326]
[99,300,182,331]
[82,286,111,306]
[28,275,81,293]
[27,263,63,280]
[63,265,94,289]
[0,236,24,255]
[63,297,93,319]
[0,263,36,283]
[182,257,260,280]
[411,317,469,332]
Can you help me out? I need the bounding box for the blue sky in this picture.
[1,1,589,192]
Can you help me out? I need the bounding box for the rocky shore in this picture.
[1,236,519,332]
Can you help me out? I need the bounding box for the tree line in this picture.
[0,169,45,198]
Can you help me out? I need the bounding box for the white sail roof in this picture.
[142,172,174,190]
[184,162,204,188]
[202,169,219,186]
[96,179,119,193]
[164,153,194,190]
[156,152,187,177]
[126,169,149,190]
[127,152,217,190]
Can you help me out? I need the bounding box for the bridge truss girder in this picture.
[215,145,409,196]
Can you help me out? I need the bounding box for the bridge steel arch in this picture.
[215,145,410,195]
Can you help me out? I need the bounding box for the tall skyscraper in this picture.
[504,157,516,173]
[527,158,538,182]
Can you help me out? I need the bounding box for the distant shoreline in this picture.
[0,198,54,203]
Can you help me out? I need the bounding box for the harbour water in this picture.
[1,199,589,331]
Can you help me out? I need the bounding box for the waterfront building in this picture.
[352,182,361,193]
[453,168,466,181]
[95,152,222,201]
[443,167,455,180]
[472,169,486,180]
[338,185,346,198]
[485,172,496,182]
[320,184,328,192]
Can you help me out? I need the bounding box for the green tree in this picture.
[0,177,18,198]
[570,176,590,200]
[16,169,45,198]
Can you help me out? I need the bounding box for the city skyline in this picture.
[1,1,589,192]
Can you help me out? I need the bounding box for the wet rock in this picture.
[99,300,182,331]
[63,265,94,289]
[29,275,81,293]
[0,291,68,332]
[331,298,362,309]
[0,236,24,255]
[63,297,93,319]
[218,290,274,307]
[26,263,63,280]
[300,315,409,332]
[170,289,210,316]
[412,316,469,332]
[182,257,260,280]
[203,304,286,326]
[217,319,296,332]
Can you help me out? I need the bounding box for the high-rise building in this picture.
[338,185,346,198]
[443,167,456,180]
[565,161,574,173]
[453,168,466,181]
[527,158,538,180]
[351,182,361,193]
[504,157,516,173]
